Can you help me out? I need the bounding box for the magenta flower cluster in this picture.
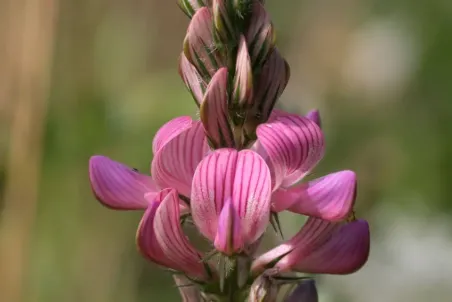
[89,1,370,301]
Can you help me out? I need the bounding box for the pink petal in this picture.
[155,189,208,278]
[152,116,194,154]
[89,156,158,210]
[200,68,235,148]
[291,219,370,274]
[214,198,243,255]
[251,218,336,274]
[179,54,206,105]
[252,218,370,275]
[151,121,209,197]
[272,171,357,221]
[256,113,325,189]
[305,109,321,128]
[191,149,272,249]
[136,193,172,268]
[153,189,208,279]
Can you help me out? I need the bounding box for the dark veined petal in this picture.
[152,116,194,154]
[89,156,158,210]
[151,121,209,197]
[191,149,272,252]
[272,170,357,221]
[256,112,324,189]
[137,189,208,279]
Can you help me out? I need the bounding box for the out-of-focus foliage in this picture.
[1,0,451,301]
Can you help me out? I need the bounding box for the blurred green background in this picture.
[1,0,452,301]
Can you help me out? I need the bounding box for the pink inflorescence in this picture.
[88,1,370,301]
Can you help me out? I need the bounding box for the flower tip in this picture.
[214,199,243,256]
[306,109,321,127]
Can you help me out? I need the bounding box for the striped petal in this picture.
[151,121,209,197]
[152,116,194,154]
[136,192,172,268]
[137,189,208,279]
[251,218,370,275]
[272,171,357,221]
[200,68,235,148]
[256,112,324,189]
[154,189,208,279]
[89,156,158,210]
[191,149,272,252]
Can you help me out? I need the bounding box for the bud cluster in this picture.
[179,0,289,149]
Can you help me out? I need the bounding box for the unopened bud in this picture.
[248,273,279,302]
[232,35,254,108]
[243,49,290,140]
[184,8,224,79]
[200,68,235,149]
[212,0,235,44]
[285,280,318,302]
[246,2,275,68]
[178,0,211,18]
[179,53,206,106]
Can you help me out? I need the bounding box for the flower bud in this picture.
[232,35,254,108]
[178,0,211,18]
[248,273,279,302]
[285,280,318,302]
[184,8,224,79]
[199,68,235,148]
[246,2,275,68]
[212,0,235,44]
[179,53,206,106]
